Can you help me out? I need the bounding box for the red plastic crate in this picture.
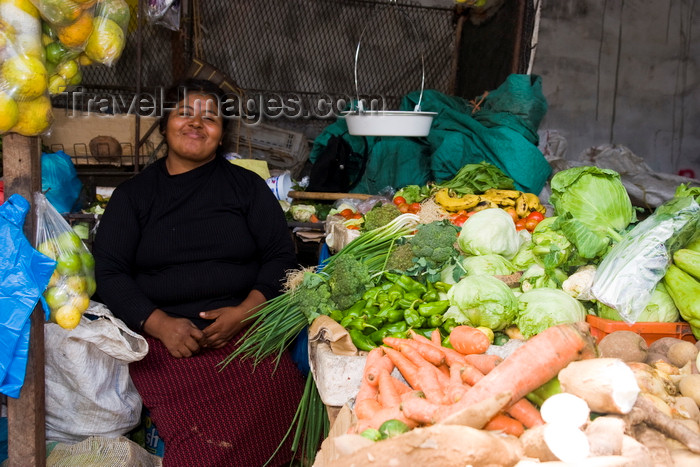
[586,315,697,346]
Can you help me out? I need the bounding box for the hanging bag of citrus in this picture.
[34,191,96,330]
[0,0,53,135]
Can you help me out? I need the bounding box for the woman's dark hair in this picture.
[159,78,231,135]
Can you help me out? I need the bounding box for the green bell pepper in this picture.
[349,329,377,351]
[417,300,450,317]
[384,272,428,295]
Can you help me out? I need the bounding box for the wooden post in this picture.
[3,133,46,467]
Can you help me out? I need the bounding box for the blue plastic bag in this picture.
[41,150,83,214]
[0,194,56,398]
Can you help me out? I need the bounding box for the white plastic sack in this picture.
[45,301,148,443]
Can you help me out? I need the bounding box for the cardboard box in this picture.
[43,108,165,166]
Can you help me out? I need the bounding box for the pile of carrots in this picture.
[352,323,597,437]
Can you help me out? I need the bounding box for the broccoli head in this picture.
[327,255,372,310]
[363,202,401,231]
[385,242,416,272]
[408,220,460,269]
[291,272,334,324]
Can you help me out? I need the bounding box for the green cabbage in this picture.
[444,274,518,331]
[519,264,568,292]
[515,288,588,338]
[596,283,680,323]
[458,208,522,259]
[549,167,636,259]
[460,254,517,276]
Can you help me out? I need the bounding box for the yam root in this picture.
[558,358,640,414]
[328,424,523,467]
[624,395,700,454]
[439,391,511,428]
[626,361,678,401]
[631,425,674,467]
[620,434,653,467]
[519,424,558,462]
[585,416,626,456]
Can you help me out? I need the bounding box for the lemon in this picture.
[67,67,81,85]
[65,275,87,294]
[37,239,58,259]
[70,293,90,313]
[48,269,61,287]
[84,17,124,66]
[11,95,53,136]
[54,304,82,329]
[38,0,82,27]
[1,55,47,100]
[48,74,67,95]
[79,251,95,271]
[0,91,19,132]
[77,51,92,66]
[0,0,40,18]
[45,285,70,310]
[95,0,130,29]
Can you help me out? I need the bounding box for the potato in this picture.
[646,351,673,366]
[598,331,648,362]
[667,341,699,368]
[649,337,685,357]
[678,374,700,408]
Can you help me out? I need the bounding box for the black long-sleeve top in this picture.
[93,155,298,331]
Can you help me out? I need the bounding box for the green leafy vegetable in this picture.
[404,220,460,280]
[519,264,568,292]
[394,184,432,204]
[327,255,372,310]
[444,274,518,331]
[437,161,515,196]
[363,203,402,231]
[515,288,588,338]
[459,254,516,277]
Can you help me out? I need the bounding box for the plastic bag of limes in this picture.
[34,192,96,330]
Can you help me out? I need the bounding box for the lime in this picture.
[0,91,19,132]
[359,428,382,441]
[378,419,410,439]
[42,19,56,38]
[56,58,78,80]
[45,41,69,63]
[57,231,83,252]
[95,0,130,29]
[85,275,96,296]
[67,67,81,86]
[54,304,82,329]
[48,269,61,287]
[79,251,95,271]
[56,252,82,275]
[38,0,82,27]
[45,285,70,310]
[1,55,48,100]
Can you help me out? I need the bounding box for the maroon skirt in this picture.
[129,334,306,467]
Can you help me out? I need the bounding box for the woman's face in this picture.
[165,92,224,171]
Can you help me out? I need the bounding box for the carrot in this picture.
[382,336,411,350]
[353,406,419,433]
[431,328,442,346]
[355,377,378,404]
[382,346,420,389]
[399,344,450,388]
[409,330,467,366]
[459,362,485,386]
[384,335,446,366]
[445,364,469,403]
[400,395,442,425]
[416,364,447,405]
[449,325,490,355]
[391,376,413,395]
[484,413,525,437]
[365,354,395,387]
[377,368,402,408]
[435,323,597,422]
[463,354,502,374]
[506,398,544,428]
[354,398,382,420]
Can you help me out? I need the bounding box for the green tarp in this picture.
[309,74,552,195]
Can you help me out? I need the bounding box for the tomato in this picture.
[527,211,545,222]
[393,196,406,206]
[452,214,468,227]
[398,203,410,214]
[524,218,540,232]
[409,202,421,213]
[340,208,354,218]
[465,210,478,219]
[351,212,363,219]
[346,225,360,230]
[515,218,527,231]
[504,208,519,223]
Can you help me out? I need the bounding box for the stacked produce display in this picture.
[0,0,129,136]
[226,161,700,465]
